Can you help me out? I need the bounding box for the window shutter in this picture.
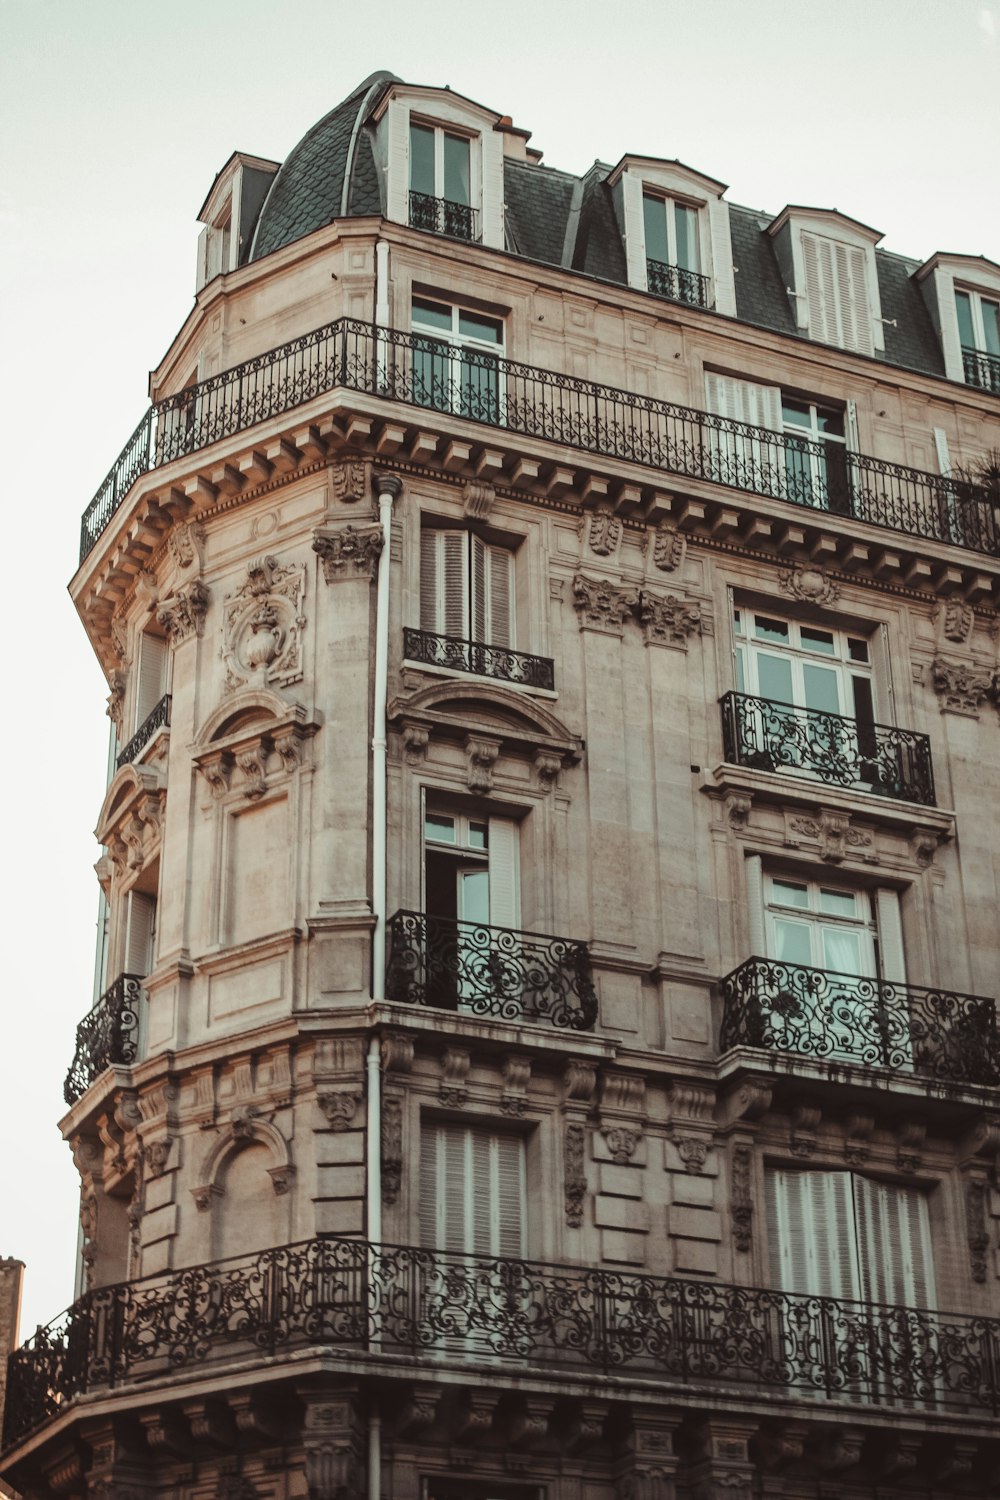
[802,232,829,343]
[846,399,860,453]
[471,1130,495,1254]
[488,816,520,930]
[135,634,167,730]
[622,172,648,291]
[385,97,410,223]
[419,530,439,632]
[705,373,781,432]
[125,891,155,976]
[480,128,505,250]
[854,1177,934,1310]
[471,534,487,644]
[418,1122,439,1247]
[933,427,951,476]
[745,854,766,958]
[708,197,737,317]
[495,1133,526,1258]
[874,889,906,984]
[767,1169,859,1300]
[485,543,514,648]
[836,243,873,356]
[420,531,469,637]
[421,1124,524,1258]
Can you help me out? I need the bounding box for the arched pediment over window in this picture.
[195,687,292,748]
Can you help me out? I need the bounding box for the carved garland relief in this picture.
[221,554,305,693]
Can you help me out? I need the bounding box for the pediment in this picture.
[389,680,582,755]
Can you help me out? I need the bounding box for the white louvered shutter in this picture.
[854,1176,934,1310]
[385,97,410,224]
[874,889,906,984]
[480,129,505,250]
[933,428,952,476]
[622,172,648,290]
[767,1169,860,1301]
[125,891,155,977]
[495,1133,526,1258]
[745,854,766,958]
[705,371,781,430]
[802,232,831,343]
[471,536,514,648]
[708,198,737,317]
[135,634,167,730]
[488,816,520,930]
[420,531,469,637]
[419,1124,524,1257]
[836,242,873,356]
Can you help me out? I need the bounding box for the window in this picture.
[409,122,477,240]
[133,632,168,735]
[411,297,503,421]
[424,809,519,933]
[642,192,706,307]
[955,286,1000,394]
[420,529,514,651]
[800,230,873,355]
[780,396,849,513]
[419,1122,525,1258]
[765,873,876,979]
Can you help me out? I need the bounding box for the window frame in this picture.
[408,117,476,209]
[410,295,506,423]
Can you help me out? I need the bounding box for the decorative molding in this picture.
[501,1054,531,1116]
[381,1032,415,1075]
[786,808,875,864]
[463,479,495,519]
[533,749,563,792]
[939,599,975,644]
[964,1175,990,1283]
[267,1163,296,1195]
[602,1126,641,1164]
[167,519,205,572]
[439,1047,471,1108]
[465,733,501,793]
[106,670,126,736]
[844,1112,875,1168]
[157,579,209,644]
[931,656,995,716]
[135,570,160,612]
[400,717,431,764]
[317,1091,361,1131]
[676,1136,709,1173]
[778,562,840,605]
[896,1119,926,1174]
[638,590,702,648]
[730,1143,753,1252]
[563,1058,598,1105]
[222,553,305,693]
[313,522,384,582]
[790,1104,821,1157]
[193,703,319,803]
[587,503,623,558]
[573,573,639,634]
[564,1121,586,1227]
[652,521,686,572]
[110,617,129,664]
[381,1092,403,1204]
[331,457,368,503]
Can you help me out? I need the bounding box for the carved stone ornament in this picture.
[790,1104,821,1157]
[268,1163,296,1195]
[730,1143,753,1252]
[676,1136,709,1173]
[331,457,368,503]
[651,520,686,572]
[145,1137,173,1177]
[313,523,384,582]
[965,1176,990,1283]
[587,503,624,558]
[111,617,129,664]
[564,1121,586,1227]
[602,1126,641,1164]
[573,573,640,633]
[401,719,430,764]
[167,519,205,572]
[787,808,874,864]
[463,478,495,519]
[317,1091,361,1130]
[639,590,702,648]
[844,1112,874,1168]
[381,1093,403,1204]
[940,599,975,644]
[106,670,126,735]
[157,579,210,644]
[931,656,996,716]
[896,1119,926,1173]
[501,1054,531,1116]
[439,1047,471,1108]
[465,733,501,793]
[222,553,305,693]
[778,563,840,605]
[194,705,318,803]
[563,1058,598,1104]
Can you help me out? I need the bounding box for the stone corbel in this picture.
[931,656,995,716]
[719,1079,773,1128]
[790,1104,821,1157]
[638,590,703,648]
[844,1112,875,1167]
[500,1054,531,1116]
[330,457,368,503]
[439,1046,471,1107]
[106,670,126,736]
[958,1114,1000,1172]
[563,1058,599,1106]
[300,1389,364,1500]
[312,522,384,582]
[166,518,206,573]
[267,1163,296,1195]
[465,733,501,792]
[199,747,232,799]
[192,1183,224,1212]
[896,1119,926,1173]
[533,749,563,792]
[573,573,639,634]
[157,580,210,644]
[463,478,495,519]
[380,1031,415,1076]
[400,717,431,764]
[236,744,269,800]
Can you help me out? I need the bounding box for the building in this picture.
[2,67,1000,1500]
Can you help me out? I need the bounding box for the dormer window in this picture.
[194,152,279,292]
[642,193,706,308]
[409,122,477,241]
[955,287,1000,394]
[769,209,884,357]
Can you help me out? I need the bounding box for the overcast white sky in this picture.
[0,0,997,1340]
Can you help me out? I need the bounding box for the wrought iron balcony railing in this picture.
[385,909,597,1030]
[403,626,555,690]
[719,956,1000,1086]
[63,974,144,1107]
[646,257,711,309]
[114,693,171,770]
[719,691,935,806]
[80,318,1000,564]
[5,1235,998,1446]
[408,190,479,242]
[963,346,1000,396]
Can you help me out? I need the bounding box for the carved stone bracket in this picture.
[501,1054,531,1116]
[790,1104,821,1157]
[167,519,206,573]
[400,717,431,764]
[896,1119,926,1173]
[157,579,210,645]
[193,705,319,802]
[465,733,501,793]
[313,523,384,582]
[563,1058,599,1105]
[97,768,167,881]
[931,655,996,716]
[331,458,368,503]
[638,590,702,648]
[106,669,126,736]
[599,1070,646,1162]
[652,520,686,572]
[463,479,495,519]
[300,1390,364,1500]
[381,1031,415,1076]
[573,573,639,634]
[439,1047,471,1108]
[844,1112,875,1167]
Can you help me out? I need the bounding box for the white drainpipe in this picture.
[370,472,400,999]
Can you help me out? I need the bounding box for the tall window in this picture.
[955,287,1000,393]
[734,609,874,728]
[409,123,476,240]
[133,632,168,735]
[705,373,849,512]
[781,396,849,513]
[424,808,519,932]
[765,874,876,980]
[419,1122,525,1258]
[420,529,514,650]
[642,192,705,306]
[411,298,503,421]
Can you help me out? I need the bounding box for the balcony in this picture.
[720,691,935,806]
[63,974,144,1106]
[115,693,171,770]
[646,257,711,309]
[719,957,1000,1086]
[4,1235,998,1448]
[80,319,1000,564]
[408,190,479,242]
[385,909,597,1030]
[403,627,555,690]
[963,346,1000,396]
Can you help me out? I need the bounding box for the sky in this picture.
[0,0,998,1341]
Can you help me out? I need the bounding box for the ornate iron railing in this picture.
[963,347,1000,396]
[385,909,597,1030]
[719,691,935,806]
[408,190,479,242]
[80,318,1000,564]
[719,957,1000,1085]
[114,693,171,770]
[403,627,555,690]
[5,1235,999,1446]
[63,975,144,1106]
[646,257,711,309]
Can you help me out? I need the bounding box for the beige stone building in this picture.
[3,69,1000,1500]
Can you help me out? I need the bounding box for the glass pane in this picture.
[800,627,836,655]
[412,337,452,411]
[822,926,863,975]
[803,662,841,714]
[443,133,471,205]
[781,398,812,430]
[955,290,975,349]
[468,820,488,849]
[982,298,1000,357]
[458,310,503,345]
[757,652,794,704]
[733,608,744,635]
[642,194,669,264]
[674,203,699,271]
[819,888,859,918]
[410,124,435,195]
[816,405,845,438]
[848,637,869,663]
[753,616,789,643]
[735,644,745,692]
[459,350,499,421]
[426,813,456,843]
[773,918,812,964]
[413,297,453,331]
[772,880,809,909]
[459,868,490,924]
